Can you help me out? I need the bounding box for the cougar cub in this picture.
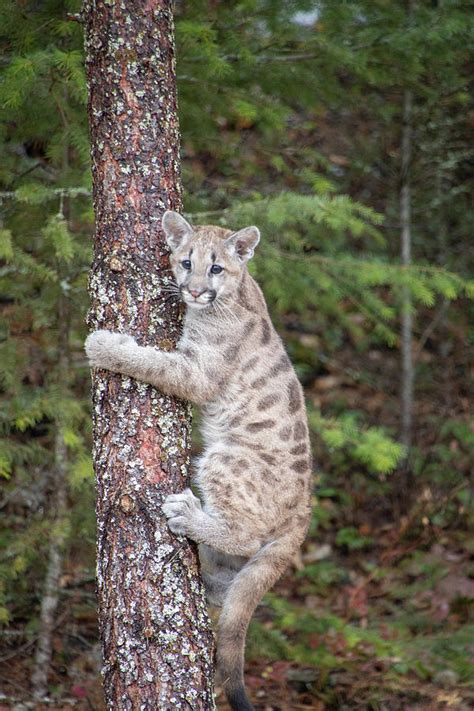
[85,211,312,711]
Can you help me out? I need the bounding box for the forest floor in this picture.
[2,533,472,710]
[0,334,473,710]
[1,517,473,711]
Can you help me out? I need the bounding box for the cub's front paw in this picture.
[162,488,202,537]
[85,330,136,370]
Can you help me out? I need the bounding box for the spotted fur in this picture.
[85,211,312,711]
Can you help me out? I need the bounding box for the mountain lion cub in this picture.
[85,211,312,711]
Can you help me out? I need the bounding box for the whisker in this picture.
[213,300,237,328]
[210,301,225,323]
[216,299,239,325]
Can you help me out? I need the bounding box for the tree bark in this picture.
[82,2,215,709]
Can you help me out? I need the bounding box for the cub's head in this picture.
[162,210,260,310]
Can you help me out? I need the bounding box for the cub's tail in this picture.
[217,536,296,711]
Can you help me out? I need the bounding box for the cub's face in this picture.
[162,211,260,310]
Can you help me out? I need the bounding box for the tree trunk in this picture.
[82,2,215,709]
[31,124,71,701]
[31,411,68,700]
[399,86,414,498]
[30,329,69,698]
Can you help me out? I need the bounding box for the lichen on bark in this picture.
[82,1,215,708]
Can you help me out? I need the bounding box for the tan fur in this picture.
[85,211,312,711]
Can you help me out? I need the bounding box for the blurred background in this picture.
[0,1,473,709]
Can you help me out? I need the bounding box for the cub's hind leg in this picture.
[199,545,246,607]
[201,567,235,607]
[162,489,261,558]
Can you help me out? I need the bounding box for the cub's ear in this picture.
[162,210,193,251]
[224,226,260,263]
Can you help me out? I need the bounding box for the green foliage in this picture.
[310,409,403,475]
[335,527,374,551]
[0,228,13,260]
[0,0,92,627]
[296,559,348,593]
[42,214,75,263]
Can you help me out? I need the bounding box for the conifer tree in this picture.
[82,1,214,708]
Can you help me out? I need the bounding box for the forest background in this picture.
[0,0,473,709]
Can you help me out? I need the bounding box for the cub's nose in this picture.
[189,288,205,298]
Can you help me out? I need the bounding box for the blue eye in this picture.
[210,264,223,274]
[182,259,192,270]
